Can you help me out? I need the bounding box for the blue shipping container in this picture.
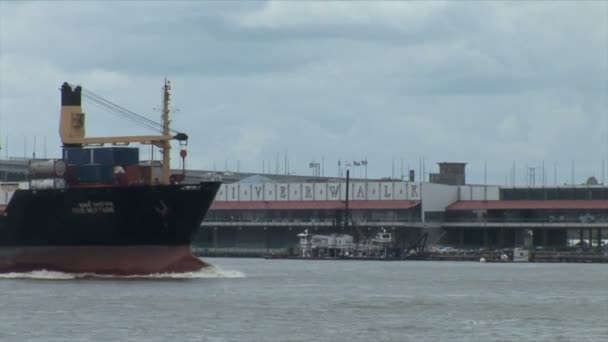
[63,148,93,166]
[113,148,139,165]
[91,147,139,166]
[76,164,114,183]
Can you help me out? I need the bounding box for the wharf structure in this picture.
[193,163,606,257]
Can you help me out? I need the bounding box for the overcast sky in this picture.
[1,1,607,185]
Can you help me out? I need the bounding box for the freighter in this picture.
[0,81,220,275]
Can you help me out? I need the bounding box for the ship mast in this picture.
[161,79,171,185]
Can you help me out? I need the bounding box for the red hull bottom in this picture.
[0,246,210,275]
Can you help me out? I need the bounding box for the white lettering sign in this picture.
[239,184,251,201]
[353,182,366,200]
[314,183,327,200]
[252,184,264,201]
[227,184,238,201]
[380,182,393,200]
[72,201,115,214]
[327,183,341,200]
[302,184,314,201]
[264,183,276,201]
[277,184,288,201]
[408,183,420,200]
[394,182,407,200]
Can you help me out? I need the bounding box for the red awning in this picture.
[447,200,608,211]
[210,200,420,211]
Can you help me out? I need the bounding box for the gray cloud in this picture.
[1,1,607,185]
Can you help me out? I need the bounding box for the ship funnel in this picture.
[61,82,82,106]
[60,82,85,147]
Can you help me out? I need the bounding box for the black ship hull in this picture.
[0,182,220,274]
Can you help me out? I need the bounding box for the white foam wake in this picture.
[0,270,78,280]
[0,266,246,280]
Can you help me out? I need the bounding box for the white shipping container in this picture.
[29,159,67,178]
[30,178,67,190]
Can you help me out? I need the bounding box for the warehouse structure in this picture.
[197,163,607,255]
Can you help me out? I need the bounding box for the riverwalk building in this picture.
[193,163,606,256]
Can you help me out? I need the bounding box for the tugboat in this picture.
[0,81,220,275]
[295,228,400,260]
[296,229,355,258]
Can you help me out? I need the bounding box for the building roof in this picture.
[447,200,608,211]
[210,200,420,211]
[237,175,275,184]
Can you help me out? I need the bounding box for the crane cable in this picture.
[70,84,181,135]
[82,88,179,134]
[84,95,164,133]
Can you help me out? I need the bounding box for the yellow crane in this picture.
[59,80,187,185]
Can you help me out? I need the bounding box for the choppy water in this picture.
[0,259,607,342]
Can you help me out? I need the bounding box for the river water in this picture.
[0,258,606,342]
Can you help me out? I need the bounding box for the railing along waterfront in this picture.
[446,216,608,224]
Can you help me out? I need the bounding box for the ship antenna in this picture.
[161,78,172,184]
